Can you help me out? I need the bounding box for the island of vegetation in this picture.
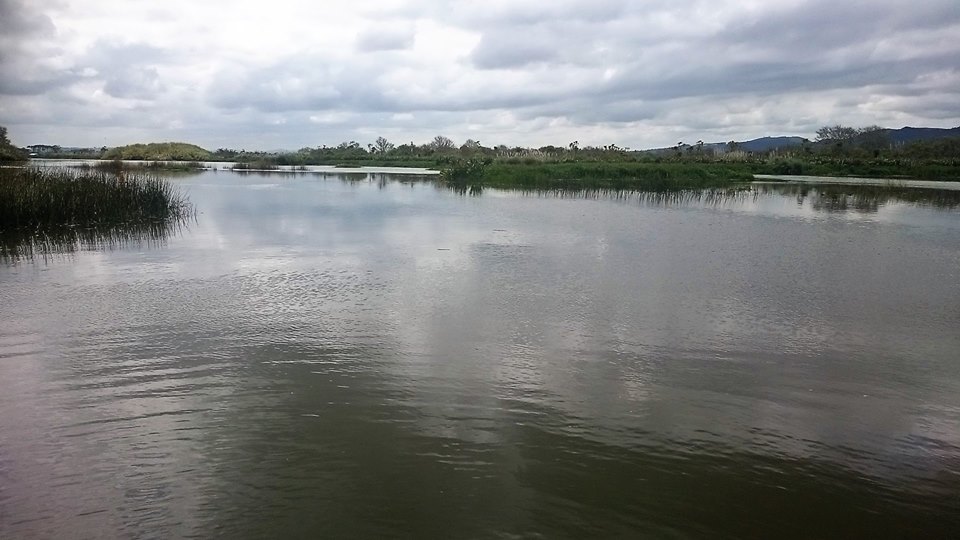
[101,142,212,161]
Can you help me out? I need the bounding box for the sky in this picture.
[1,0,959,151]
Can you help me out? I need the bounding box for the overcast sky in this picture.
[2,0,958,150]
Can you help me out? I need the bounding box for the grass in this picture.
[0,167,192,232]
[753,158,960,180]
[441,161,755,190]
[72,159,206,173]
[230,160,280,171]
[1,167,193,261]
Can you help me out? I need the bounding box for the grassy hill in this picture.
[102,142,212,161]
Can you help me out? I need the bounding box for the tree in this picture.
[857,126,889,153]
[816,125,858,142]
[430,135,455,152]
[460,139,481,155]
[373,136,394,154]
[0,125,29,161]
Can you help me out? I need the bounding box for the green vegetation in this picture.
[15,123,960,191]
[0,167,192,231]
[230,160,280,171]
[72,159,206,173]
[0,126,28,161]
[440,159,753,190]
[755,158,960,180]
[102,142,212,161]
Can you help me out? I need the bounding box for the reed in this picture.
[0,167,193,231]
[231,160,280,171]
[442,161,754,190]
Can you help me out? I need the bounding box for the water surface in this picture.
[2,172,959,538]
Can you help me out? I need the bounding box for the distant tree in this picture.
[0,125,31,161]
[373,136,394,154]
[460,139,482,155]
[856,126,889,153]
[430,135,455,152]
[816,125,859,142]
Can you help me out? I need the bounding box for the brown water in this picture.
[2,172,959,538]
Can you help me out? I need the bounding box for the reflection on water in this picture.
[0,217,191,263]
[757,182,960,212]
[2,171,959,538]
[444,181,960,213]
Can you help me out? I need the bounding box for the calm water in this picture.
[2,172,959,538]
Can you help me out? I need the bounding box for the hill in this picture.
[885,126,960,145]
[102,142,212,161]
[739,136,808,152]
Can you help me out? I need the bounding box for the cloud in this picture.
[2,0,959,149]
[0,0,75,95]
[470,30,559,69]
[355,25,416,52]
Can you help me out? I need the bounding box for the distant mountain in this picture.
[639,126,960,154]
[639,136,808,155]
[738,136,808,152]
[884,126,960,145]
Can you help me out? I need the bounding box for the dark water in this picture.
[2,172,959,538]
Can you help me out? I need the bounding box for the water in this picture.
[2,171,959,538]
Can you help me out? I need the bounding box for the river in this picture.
[2,171,959,538]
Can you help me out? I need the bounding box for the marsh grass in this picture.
[0,167,193,260]
[442,161,754,190]
[70,159,206,173]
[230,161,280,171]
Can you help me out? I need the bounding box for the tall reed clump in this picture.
[0,167,193,230]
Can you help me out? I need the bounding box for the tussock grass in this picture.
[0,167,192,230]
[1,167,192,261]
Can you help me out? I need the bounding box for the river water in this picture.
[2,171,959,538]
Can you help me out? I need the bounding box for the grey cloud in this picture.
[726,0,960,50]
[470,30,559,69]
[80,41,173,99]
[7,0,960,150]
[0,0,73,95]
[208,63,344,112]
[435,0,628,26]
[0,0,55,42]
[82,41,172,67]
[103,67,163,99]
[355,26,415,52]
